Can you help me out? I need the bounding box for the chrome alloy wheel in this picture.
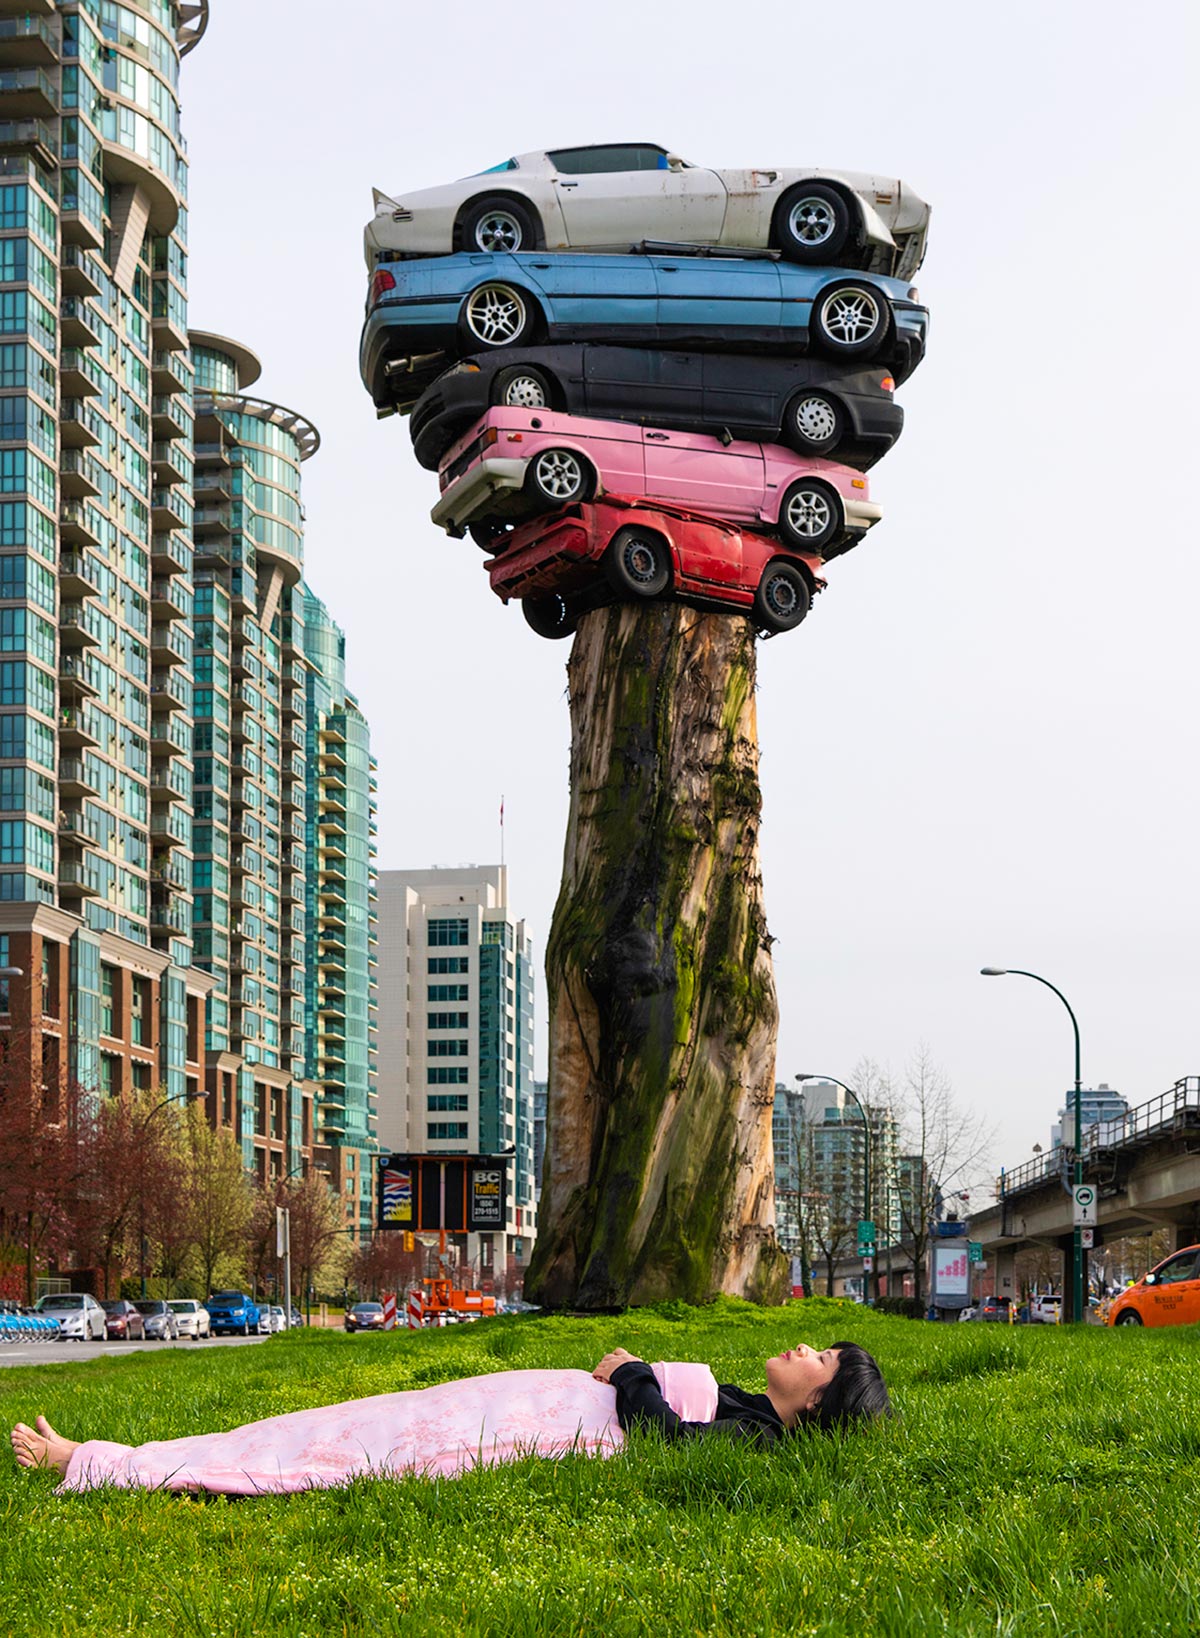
[787,195,838,248]
[794,395,838,444]
[531,448,584,500]
[472,209,526,253]
[501,373,549,408]
[783,486,833,540]
[818,287,881,346]
[464,284,528,346]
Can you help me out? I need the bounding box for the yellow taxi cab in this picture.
[1106,1244,1200,1327]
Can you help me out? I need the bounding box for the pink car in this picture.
[431,407,881,558]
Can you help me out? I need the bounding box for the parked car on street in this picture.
[345,1302,386,1333]
[432,407,880,557]
[102,1299,146,1341]
[486,495,827,639]
[361,251,928,409]
[1029,1294,1062,1325]
[966,1295,1012,1323]
[206,1290,261,1336]
[364,143,929,277]
[1106,1245,1200,1328]
[134,1300,179,1341]
[167,1299,211,1340]
[409,346,903,472]
[34,1292,106,1341]
[263,1306,286,1334]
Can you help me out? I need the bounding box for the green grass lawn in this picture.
[3,1298,1199,1637]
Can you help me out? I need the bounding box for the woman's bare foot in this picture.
[10,1414,79,1477]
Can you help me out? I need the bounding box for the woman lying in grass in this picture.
[10,1339,889,1494]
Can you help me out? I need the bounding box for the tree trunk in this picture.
[525,603,788,1310]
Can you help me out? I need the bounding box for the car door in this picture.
[524,256,657,338]
[641,427,763,520]
[701,354,798,437]
[655,257,782,344]
[547,145,726,248]
[582,346,704,426]
[1143,1249,1200,1325]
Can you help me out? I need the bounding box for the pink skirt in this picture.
[59,1361,719,1495]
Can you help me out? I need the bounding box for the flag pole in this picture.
[500,794,505,868]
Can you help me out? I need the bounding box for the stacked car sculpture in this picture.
[360,143,929,638]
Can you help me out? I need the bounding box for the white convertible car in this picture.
[365,143,930,280]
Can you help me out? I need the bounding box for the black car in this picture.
[344,1302,386,1333]
[408,344,903,474]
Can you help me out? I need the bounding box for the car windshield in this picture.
[38,1295,83,1310]
[134,1302,163,1315]
[355,1304,383,1314]
[209,1292,242,1303]
[167,1302,192,1313]
[101,1301,122,1313]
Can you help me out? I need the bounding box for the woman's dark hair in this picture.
[797,1342,892,1431]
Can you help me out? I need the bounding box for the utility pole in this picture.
[276,1205,293,1330]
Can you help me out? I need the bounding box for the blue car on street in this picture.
[361,251,927,409]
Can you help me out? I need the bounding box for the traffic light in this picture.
[403,1232,414,1253]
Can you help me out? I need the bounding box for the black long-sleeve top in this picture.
[610,1360,786,1445]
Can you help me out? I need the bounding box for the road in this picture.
[0,1333,271,1368]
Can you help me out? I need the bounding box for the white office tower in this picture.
[377,866,536,1286]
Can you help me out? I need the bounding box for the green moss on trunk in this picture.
[526,603,788,1311]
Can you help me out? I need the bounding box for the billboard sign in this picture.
[378,1154,508,1232]
[932,1242,971,1305]
[380,1162,414,1226]
[469,1165,504,1227]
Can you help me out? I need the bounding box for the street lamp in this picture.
[796,1073,873,1294]
[980,966,1084,1323]
[138,1087,206,1297]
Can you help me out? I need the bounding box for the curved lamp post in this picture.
[796,1073,873,1295]
[980,967,1084,1323]
[138,1087,206,1297]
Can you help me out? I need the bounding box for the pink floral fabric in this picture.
[59,1362,719,1496]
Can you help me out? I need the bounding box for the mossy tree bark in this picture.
[525,602,789,1310]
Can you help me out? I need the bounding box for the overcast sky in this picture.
[182,0,1199,1180]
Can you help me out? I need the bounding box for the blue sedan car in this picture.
[361,252,927,409]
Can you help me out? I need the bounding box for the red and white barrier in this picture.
[382,1291,397,1330]
[406,1288,423,1328]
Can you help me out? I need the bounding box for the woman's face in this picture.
[764,1343,842,1422]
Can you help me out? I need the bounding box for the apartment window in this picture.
[428,1011,469,1031]
[130,976,148,1046]
[428,956,469,974]
[428,918,468,947]
[132,1062,151,1091]
[100,964,116,1036]
[428,1122,468,1141]
[427,984,469,1002]
[99,1054,115,1097]
[428,1040,468,1057]
[427,1066,469,1085]
[427,1095,469,1112]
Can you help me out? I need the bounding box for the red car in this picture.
[102,1299,146,1341]
[486,494,827,639]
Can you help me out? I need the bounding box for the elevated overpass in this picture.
[971,1076,1200,1319]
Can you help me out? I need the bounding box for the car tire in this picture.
[604,527,671,599]
[459,196,537,255]
[812,281,889,359]
[468,519,512,552]
[241,1321,250,1337]
[753,561,811,633]
[777,479,841,552]
[460,282,537,351]
[522,593,577,640]
[491,364,554,411]
[524,447,594,509]
[782,390,843,457]
[1114,1310,1143,1326]
[775,184,852,264]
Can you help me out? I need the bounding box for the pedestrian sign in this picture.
[857,1220,876,1249]
[1073,1184,1097,1226]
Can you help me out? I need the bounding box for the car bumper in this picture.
[360,304,460,408]
[889,303,928,385]
[411,372,492,470]
[432,457,529,535]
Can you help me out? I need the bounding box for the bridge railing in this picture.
[997,1076,1200,1200]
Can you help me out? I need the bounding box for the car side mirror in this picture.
[666,154,685,173]
[1143,1272,1156,1286]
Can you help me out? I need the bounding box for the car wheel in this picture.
[604,527,670,599]
[783,390,843,456]
[460,196,537,255]
[522,593,577,640]
[753,561,811,633]
[524,448,594,509]
[775,183,851,263]
[1114,1310,1143,1326]
[468,519,512,552]
[461,282,535,350]
[491,364,553,411]
[241,1321,250,1337]
[812,281,888,358]
[777,479,841,552]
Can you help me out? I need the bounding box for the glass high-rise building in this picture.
[0,5,375,1230]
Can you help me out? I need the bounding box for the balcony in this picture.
[0,16,57,63]
[59,602,100,648]
[193,470,232,505]
[59,501,101,550]
[59,549,100,599]
[58,704,99,750]
[151,855,190,889]
[59,448,102,500]
[151,488,187,532]
[60,348,103,397]
[60,297,100,350]
[150,398,187,444]
[193,504,232,538]
[151,577,187,622]
[150,530,189,577]
[60,398,103,447]
[58,756,98,798]
[59,653,98,700]
[150,716,190,758]
[61,245,101,300]
[60,199,103,253]
[0,68,55,118]
[150,890,191,935]
[150,622,186,669]
[151,351,188,395]
[152,440,187,487]
[150,675,187,714]
[58,857,102,899]
[58,807,101,845]
[0,117,55,169]
[151,302,189,354]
